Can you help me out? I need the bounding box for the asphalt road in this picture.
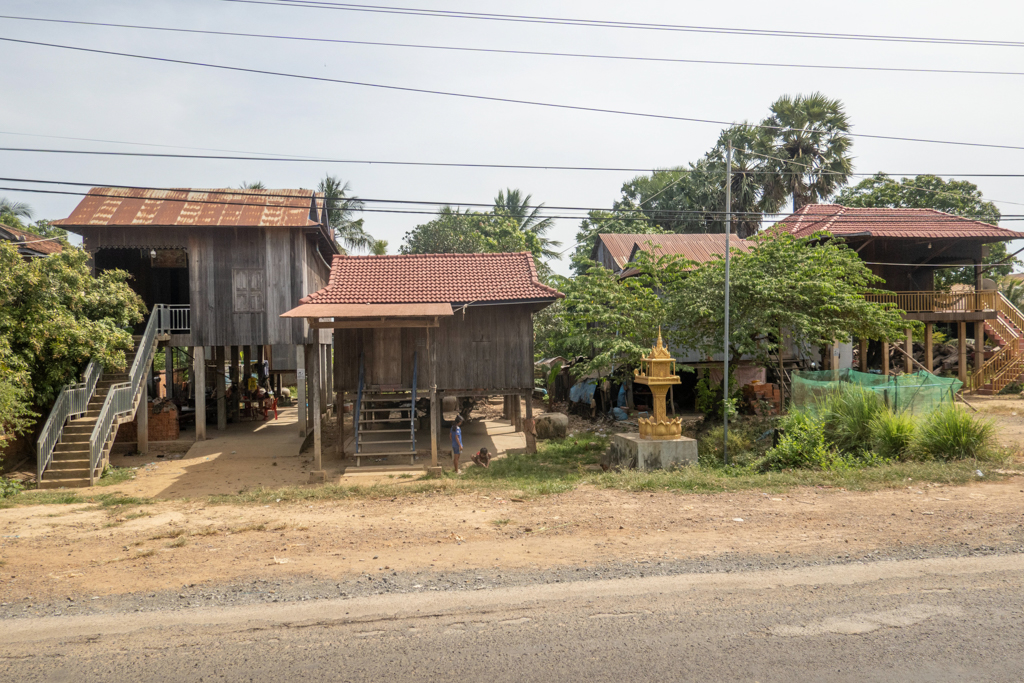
[3,554,1023,682]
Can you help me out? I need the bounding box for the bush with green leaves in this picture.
[0,477,23,498]
[698,426,757,467]
[756,409,848,471]
[818,385,886,453]
[869,410,916,461]
[912,404,996,461]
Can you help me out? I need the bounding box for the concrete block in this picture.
[308,470,327,484]
[534,412,568,439]
[603,433,698,471]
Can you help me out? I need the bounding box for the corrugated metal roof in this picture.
[54,187,322,228]
[596,233,753,269]
[299,252,563,305]
[0,225,64,255]
[779,204,1019,241]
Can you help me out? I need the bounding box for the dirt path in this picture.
[2,475,1023,607]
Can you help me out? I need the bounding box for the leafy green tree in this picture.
[371,239,388,255]
[317,175,374,254]
[0,197,33,229]
[666,231,910,368]
[237,181,266,190]
[761,92,853,211]
[493,188,562,260]
[0,242,145,438]
[836,173,1014,287]
[400,207,544,262]
[22,218,68,241]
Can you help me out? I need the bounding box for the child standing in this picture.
[450,415,464,473]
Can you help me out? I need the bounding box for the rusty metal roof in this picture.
[0,224,64,256]
[54,187,322,228]
[779,204,1019,241]
[596,233,753,270]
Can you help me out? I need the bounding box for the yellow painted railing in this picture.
[862,290,999,314]
[969,344,1014,392]
[997,294,1024,343]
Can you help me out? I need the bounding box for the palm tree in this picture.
[493,188,562,260]
[237,181,266,190]
[371,239,388,255]
[760,93,853,212]
[317,174,374,253]
[0,197,33,227]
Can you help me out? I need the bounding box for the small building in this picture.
[0,224,63,258]
[283,252,562,470]
[779,204,1021,390]
[591,233,752,275]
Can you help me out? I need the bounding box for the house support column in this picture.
[194,346,206,441]
[325,342,334,415]
[310,338,324,482]
[165,345,174,399]
[138,379,149,455]
[334,333,345,458]
[905,328,914,374]
[975,321,986,378]
[882,340,890,376]
[859,338,868,373]
[242,346,252,397]
[525,392,536,454]
[512,395,523,432]
[229,346,239,423]
[428,327,439,470]
[925,324,934,374]
[304,344,315,431]
[296,345,307,439]
[958,322,968,385]
[216,346,227,431]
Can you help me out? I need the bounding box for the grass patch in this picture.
[134,549,156,559]
[491,518,511,527]
[167,537,188,548]
[228,522,267,534]
[93,494,153,508]
[96,467,136,487]
[149,528,188,540]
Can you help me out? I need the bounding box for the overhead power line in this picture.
[1,14,1020,77]
[4,36,1024,153]
[3,178,1023,224]
[219,0,1024,48]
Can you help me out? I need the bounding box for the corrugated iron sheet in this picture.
[597,233,753,269]
[781,204,1018,240]
[54,187,321,228]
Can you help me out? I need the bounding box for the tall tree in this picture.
[400,207,545,265]
[371,239,388,255]
[760,93,853,212]
[0,197,33,228]
[836,173,1015,287]
[237,181,266,190]
[569,208,667,275]
[493,188,562,260]
[317,175,374,254]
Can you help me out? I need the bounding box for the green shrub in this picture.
[0,477,23,499]
[756,410,846,471]
[912,404,996,461]
[869,410,916,461]
[818,385,886,453]
[698,426,755,467]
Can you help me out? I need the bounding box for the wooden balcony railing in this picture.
[862,290,999,314]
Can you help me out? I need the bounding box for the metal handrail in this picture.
[87,305,166,484]
[36,360,102,481]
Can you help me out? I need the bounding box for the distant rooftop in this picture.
[594,233,753,271]
[0,224,63,256]
[778,204,1018,241]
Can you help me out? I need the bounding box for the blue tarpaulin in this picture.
[569,380,597,404]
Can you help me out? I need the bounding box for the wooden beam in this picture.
[138,380,148,454]
[882,340,890,376]
[905,328,914,374]
[229,345,239,424]
[859,338,868,372]
[309,318,440,329]
[334,332,345,458]
[525,393,536,454]
[296,345,306,439]
[194,346,206,442]
[958,321,968,385]
[429,326,438,468]
[975,321,986,378]
[925,323,934,373]
[165,345,174,399]
[311,340,322,473]
[216,346,227,431]
[304,344,315,431]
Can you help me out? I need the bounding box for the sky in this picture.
[2,0,1024,275]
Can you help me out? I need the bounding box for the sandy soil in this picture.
[2,474,1023,605]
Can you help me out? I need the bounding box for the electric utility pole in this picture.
[723,143,732,465]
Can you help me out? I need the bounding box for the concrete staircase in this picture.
[38,350,136,489]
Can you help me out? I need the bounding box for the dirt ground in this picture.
[2,395,1023,607]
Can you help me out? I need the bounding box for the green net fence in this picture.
[791,369,962,415]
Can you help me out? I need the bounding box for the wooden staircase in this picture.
[38,353,135,489]
[974,300,1024,394]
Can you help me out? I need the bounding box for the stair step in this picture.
[49,459,90,470]
[357,438,414,445]
[357,428,411,433]
[38,477,93,489]
[344,464,425,473]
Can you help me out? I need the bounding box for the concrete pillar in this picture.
[138,380,149,454]
[975,321,986,377]
[905,328,914,374]
[334,334,345,458]
[216,346,227,431]
[311,339,323,475]
[304,344,315,430]
[194,346,206,441]
[859,338,868,373]
[429,327,438,469]
[325,341,334,414]
[958,322,968,385]
[296,345,307,439]
[925,324,934,374]
[525,392,536,454]
[882,340,890,376]
[165,345,174,399]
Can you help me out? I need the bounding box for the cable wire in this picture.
[2,14,1021,77]
[4,36,1024,152]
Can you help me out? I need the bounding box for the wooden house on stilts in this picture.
[282,252,563,473]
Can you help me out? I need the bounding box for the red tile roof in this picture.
[300,252,563,305]
[54,187,322,228]
[0,224,64,255]
[595,233,752,270]
[778,204,1018,241]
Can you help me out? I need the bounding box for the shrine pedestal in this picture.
[604,433,698,471]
